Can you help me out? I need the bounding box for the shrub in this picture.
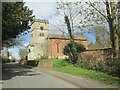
[11,59,15,62]
[6,59,10,62]
[63,42,86,55]
[75,61,85,68]
[40,55,48,60]
[78,53,120,77]
[1,56,10,63]
[36,55,48,62]
[63,42,86,64]
[105,59,120,77]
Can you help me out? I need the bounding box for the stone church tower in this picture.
[28,19,49,60]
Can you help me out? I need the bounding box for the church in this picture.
[27,19,87,60]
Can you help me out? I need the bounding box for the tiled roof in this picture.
[48,34,87,40]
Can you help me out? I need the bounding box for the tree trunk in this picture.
[118,1,120,59]
[64,16,78,64]
[105,1,119,60]
[110,2,119,60]
[108,18,119,60]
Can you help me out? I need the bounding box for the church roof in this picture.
[48,34,87,40]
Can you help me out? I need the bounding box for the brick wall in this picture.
[78,48,120,77]
[78,48,114,68]
[48,38,87,58]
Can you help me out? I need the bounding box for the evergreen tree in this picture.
[2,2,34,47]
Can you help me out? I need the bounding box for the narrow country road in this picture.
[2,63,79,88]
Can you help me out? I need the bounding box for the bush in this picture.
[40,55,48,60]
[27,60,38,66]
[63,42,86,55]
[78,54,120,77]
[75,62,85,68]
[11,59,15,62]
[63,42,86,64]
[6,59,10,62]
[1,56,11,63]
[105,59,120,77]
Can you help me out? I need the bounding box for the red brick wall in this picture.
[48,38,87,58]
[79,48,113,65]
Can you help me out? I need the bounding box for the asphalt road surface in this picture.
[2,63,79,88]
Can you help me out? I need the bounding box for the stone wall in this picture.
[37,59,52,68]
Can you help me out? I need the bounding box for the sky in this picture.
[25,2,58,19]
[8,0,60,59]
[8,0,96,59]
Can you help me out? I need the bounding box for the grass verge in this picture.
[52,59,119,86]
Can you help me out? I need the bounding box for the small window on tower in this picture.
[40,33,44,37]
[40,33,41,36]
[42,33,44,36]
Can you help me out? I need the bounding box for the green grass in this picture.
[52,59,119,86]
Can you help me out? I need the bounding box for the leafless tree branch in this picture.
[88,0,108,21]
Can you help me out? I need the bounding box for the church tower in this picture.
[28,19,49,60]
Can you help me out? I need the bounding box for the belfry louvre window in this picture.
[39,33,44,37]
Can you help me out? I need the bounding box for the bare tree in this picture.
[56,0,119,60]
[57,1,84,64]
[86,0,119,60]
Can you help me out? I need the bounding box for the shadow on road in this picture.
[2,63,41,81]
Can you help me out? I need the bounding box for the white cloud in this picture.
[12,53,20,60]
[25,2,58,19]
[24,0,94,3]
[8,47,20,60]
[25,1,63,34]
[24,0,57,2]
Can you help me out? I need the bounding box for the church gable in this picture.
[48,34,87,59]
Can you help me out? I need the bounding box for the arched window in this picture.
[56,43,59,53]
